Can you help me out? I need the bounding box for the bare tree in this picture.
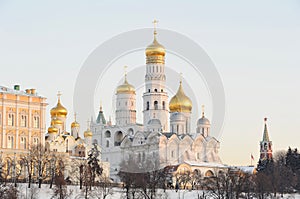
[90,176,113,199]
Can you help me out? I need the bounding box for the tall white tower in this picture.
[115,69,136,126]
[143,20,169,132]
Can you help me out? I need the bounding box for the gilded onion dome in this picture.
[71,121,80,128]
[116,75,135,94]
[145,36,165,57]
[71,113,80,128]
[145,20,165,64]
[84,129,93,137]
[52,117,63,125]
[48,126,58,134]
[50,94,68,117]
[169,81,192,113]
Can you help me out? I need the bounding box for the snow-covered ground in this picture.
[16,183,300,199]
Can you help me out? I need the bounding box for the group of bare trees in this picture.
[0,143,111,199]
[118,154,168,199]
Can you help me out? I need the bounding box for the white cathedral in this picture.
[91,26,224,182]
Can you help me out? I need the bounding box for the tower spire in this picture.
[263,117,270,141]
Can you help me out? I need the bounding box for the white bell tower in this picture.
[143,20,169,132]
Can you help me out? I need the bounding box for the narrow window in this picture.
[154,101,158,110]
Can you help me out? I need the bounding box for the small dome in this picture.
[71,121,80,128]
[147,118,162,126]
[50,97,68,117]
[170,112,185,121]
[116,76,135,94]
[48,126,58,134]
[145,37,165,57]
[84,129,93,137]
[197,116,210,125]
[169,81,192,113]
[52,118,63,125]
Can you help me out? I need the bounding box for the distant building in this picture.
[44,93,110,179]
[0,85,47,155]
[259,118,273,161]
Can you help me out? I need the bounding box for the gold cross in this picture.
[74,112,77,121]
[57,91,62,99]
[152,19,158,35]
[180,72,183,83]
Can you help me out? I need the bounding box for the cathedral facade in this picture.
[91,27,223,182]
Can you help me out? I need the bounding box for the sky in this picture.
[0,0,300,166]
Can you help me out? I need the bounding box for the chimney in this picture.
[14,85,20,91]
[30,89,36,95]
[25,89,31,94]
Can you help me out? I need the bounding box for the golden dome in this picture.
[52,117,63,125]
[50,96,68,117]
[145,37,165,57]
[71,121,80,128]
[116,75,135,94]
[84,129,93,137]
[48,126,58,134]
[169,81,192,113]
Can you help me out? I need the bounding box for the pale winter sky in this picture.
[0,0,300,166]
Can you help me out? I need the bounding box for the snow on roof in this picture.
[0,85,45,98]
[185,161,228,168]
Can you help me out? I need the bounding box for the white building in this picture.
[91,26,223,182]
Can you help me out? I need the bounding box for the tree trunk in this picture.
[28,175,31,188]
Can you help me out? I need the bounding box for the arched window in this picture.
[146,102,149,110]
[8,114,14,126]
[154,89,157,92]
[154,101,158,110]
[162,101,165,110]
[105,131,111,138]
[21,115,27,127]
[33,116,40,128]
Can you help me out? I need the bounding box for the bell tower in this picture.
[143,20,169,132]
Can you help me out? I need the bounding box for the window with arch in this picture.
[33,137,39,144]
[162,101,165,110]
[8,114,14,126]
[154,101,158,110]
[20,136,27,149]
[105,131,111,138]
[161,89,163,92]
[148,89,150,92]
[171,150,174,158]
[146,101,149,110]
[154,89,157,92]
[7,135,14,149]
[33,116,39,128]
[21,115,27,127]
